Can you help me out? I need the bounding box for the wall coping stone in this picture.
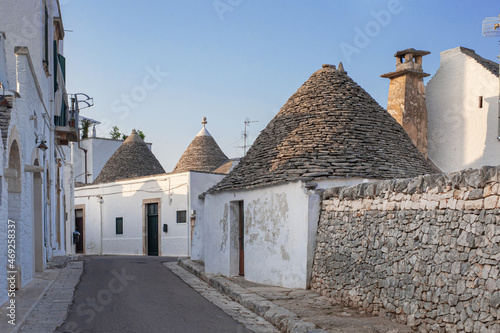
[324,166,500,200]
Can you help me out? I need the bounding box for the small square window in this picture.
[116,217,123,235]
[177,210,187,223]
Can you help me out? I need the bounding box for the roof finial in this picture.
[202,117,207,128]
[338,62,345,73]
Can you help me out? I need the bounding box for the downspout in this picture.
[72,97,88,184]
[98,196,103,254]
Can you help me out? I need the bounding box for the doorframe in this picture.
[142,198,161,256]
[229,200,244,276]
[75,204,85,254]
[238,201,244,276]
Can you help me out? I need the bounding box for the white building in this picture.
[197,64,436,289]
[0,0,75,303]
[426,46,500,173]
[73,122,230,257]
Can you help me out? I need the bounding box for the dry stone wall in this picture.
[311,166,500,332]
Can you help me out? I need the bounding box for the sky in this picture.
[61,0,500,172]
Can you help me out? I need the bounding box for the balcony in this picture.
[55,121,78,145]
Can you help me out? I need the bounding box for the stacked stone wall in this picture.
[311,166,500,332]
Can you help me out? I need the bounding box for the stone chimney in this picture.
[381,48,430,158]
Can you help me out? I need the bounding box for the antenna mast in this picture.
[237,119,259,156]
[482,14,500,140]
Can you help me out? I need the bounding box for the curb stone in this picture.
[178,259,328,333]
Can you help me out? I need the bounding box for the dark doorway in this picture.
[147,203,159,256]
[238,201,244,276]
[75,209,84,254]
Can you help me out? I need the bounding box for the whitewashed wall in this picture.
[202,182,318,289]
[0,1,69,306]
[189,172,226,260]
[0,125,6,305]
[427,47,500,173]
[201,178,366,289]
[74,171,224,257]
[1,0,49,102]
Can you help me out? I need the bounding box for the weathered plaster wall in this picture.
[312,166,500,332]
[427,47,500,173]
[203,181,323,289]
[189,172,226,260]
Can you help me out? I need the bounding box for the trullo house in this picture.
[196,63,437,288]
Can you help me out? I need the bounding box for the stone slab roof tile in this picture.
[208,64,438,193]
[93,130,165,185]
[459,46,499,77]
[172,119,228,173]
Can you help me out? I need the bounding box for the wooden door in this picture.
[238,201,244,276]
[147,203,159,256]
[75,209,84,253]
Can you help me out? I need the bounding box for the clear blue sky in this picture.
[61,0,500,172]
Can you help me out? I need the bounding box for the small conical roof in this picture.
[172,117,228,173]
[93,130,165,184]
[209,64,437,193]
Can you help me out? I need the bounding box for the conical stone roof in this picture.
[172,118,228,173]
[209,64,437,193]
[93,130,165,185]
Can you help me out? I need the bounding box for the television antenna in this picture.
[482,14,500,140]
[236,119,258,156]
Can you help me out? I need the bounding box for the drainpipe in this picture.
[78,143,88,184]
[72,97,88,184]
[98,196,103,254]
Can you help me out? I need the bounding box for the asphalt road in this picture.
[57,256,252,333]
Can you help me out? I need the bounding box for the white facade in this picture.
[72,171,225,257]
[427,47,500,173]
[0,0,73,304]
[199,178,365,289]
[67,137,152,184]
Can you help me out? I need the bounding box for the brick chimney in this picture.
[381,48,430,158]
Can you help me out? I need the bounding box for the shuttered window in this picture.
[176,210,186,223]
[116,217,123,235]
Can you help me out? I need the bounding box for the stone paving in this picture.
[179,259,415,333]
[165,261,279,333]
[0,259,83,333]
[231,277,415,333]
[18,261,83,333]
[0,269,58,333]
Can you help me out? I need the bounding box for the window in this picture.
[147,203,158,216]
[176,210,187,223]
[479,96,483,109]
[116,217,123,235]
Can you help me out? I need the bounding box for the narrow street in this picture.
[56,256,252,333]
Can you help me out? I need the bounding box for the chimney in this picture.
[381,48,430,158]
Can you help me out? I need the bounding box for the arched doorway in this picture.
[7,140,22,289]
